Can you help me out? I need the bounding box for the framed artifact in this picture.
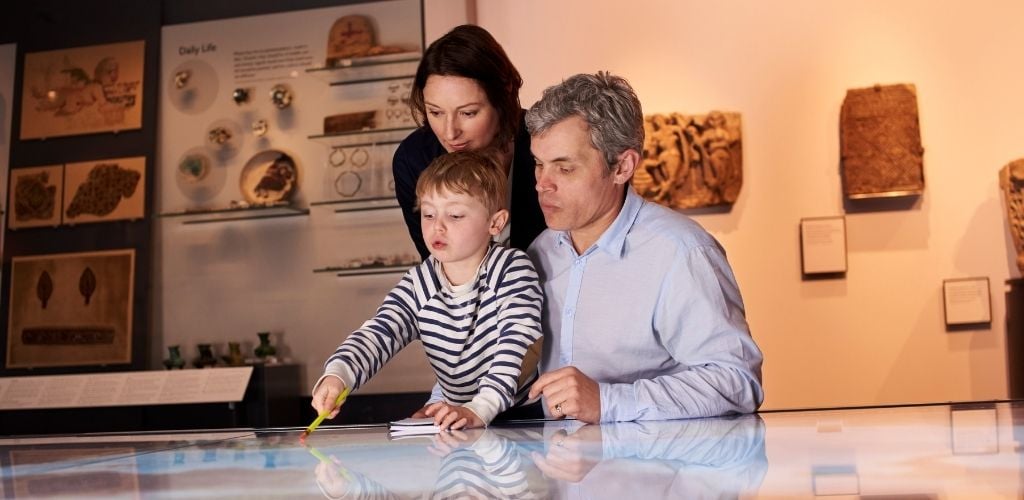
[20,40,144,140]
[942,277,991,326]
[63,156,145,225]
[999,159,1024,273]
[800,216,847,275]
[8,165,63,229]
[7,249,135,368]
[633,111,742,209]
[840,83,925,199]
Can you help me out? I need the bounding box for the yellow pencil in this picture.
[301,386,350,440]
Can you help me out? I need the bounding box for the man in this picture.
[525,72,764,423]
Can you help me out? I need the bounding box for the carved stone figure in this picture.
[635,111,742,209]
[840,83,925,198]
[1000,159,1024,273]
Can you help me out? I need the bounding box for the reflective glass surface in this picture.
[1,402,1022,498]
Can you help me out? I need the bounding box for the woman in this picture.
[393,24,546,259]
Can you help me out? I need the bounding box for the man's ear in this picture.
[489,208,510,236]
[612,149,640,185]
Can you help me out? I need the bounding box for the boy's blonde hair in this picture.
[415,151,508,214]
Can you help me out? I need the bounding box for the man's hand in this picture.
[528,366,602,424]
[530,426,603,482]
[311,377,347,419]
[425,402,484,431]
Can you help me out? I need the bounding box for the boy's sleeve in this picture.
[463,251,544,423]
[321,268,423,391]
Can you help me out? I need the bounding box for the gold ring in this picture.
[554,403,562,416]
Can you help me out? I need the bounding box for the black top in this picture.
[392,116,547,260]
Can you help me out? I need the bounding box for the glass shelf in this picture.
[310,196,400,213]
[308,126,416,148]
[306,52,421,85]
[160,205,310,225]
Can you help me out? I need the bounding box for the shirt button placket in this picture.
[560,256,586,368]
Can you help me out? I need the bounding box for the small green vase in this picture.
[254,332,276,360]
[194,343,217,368]
[164,345,186,370]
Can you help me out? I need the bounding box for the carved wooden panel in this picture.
[1001,159,1024,273]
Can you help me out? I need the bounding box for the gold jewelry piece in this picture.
[329,147,346,167]
[350,148,369,167]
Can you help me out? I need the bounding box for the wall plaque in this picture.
[840,83,925,199]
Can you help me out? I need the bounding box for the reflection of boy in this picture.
[312,151,544,430]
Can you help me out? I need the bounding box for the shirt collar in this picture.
[555,186,645,259]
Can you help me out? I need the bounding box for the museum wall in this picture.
[478,0,1024,409]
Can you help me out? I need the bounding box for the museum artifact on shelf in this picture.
[633,111,743,209]
[1000,159,1024,273]
[323,110,376,134]
[239,150,299,205]
[326,14,410,66]
[163,345,186,370]
[840,83,925,199]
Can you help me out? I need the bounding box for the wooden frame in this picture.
[6,249,135,368]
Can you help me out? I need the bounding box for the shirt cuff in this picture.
[312,360,358,396]
[464,389,502,424]
[599,382,638,423]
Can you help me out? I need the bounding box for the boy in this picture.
[311,151,544,430]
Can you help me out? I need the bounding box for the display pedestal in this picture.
[1007,279,1024,398]
[0,364,302,435]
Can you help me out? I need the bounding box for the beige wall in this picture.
[154,1,1022,408]
[475,0,1024,409]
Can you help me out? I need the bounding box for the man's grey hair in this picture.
[526,71,644,170]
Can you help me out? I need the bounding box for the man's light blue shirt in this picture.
[528,187,764,422]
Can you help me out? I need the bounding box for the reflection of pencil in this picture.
[301,387,350,440]
[303,443,354,481]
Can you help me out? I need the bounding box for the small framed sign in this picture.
[942,277,991,326]
[800,216,847,276]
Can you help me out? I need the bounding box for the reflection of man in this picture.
[531,416,767,498]
[526,72,764,423]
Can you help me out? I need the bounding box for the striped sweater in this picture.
[324,245,544,423]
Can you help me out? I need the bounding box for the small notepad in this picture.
[388,417,441,437]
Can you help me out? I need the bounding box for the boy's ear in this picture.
[489,208,510,236]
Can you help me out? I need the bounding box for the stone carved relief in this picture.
[634,111,742,209]
[840,83,925,198]
[1000,159,1024,273]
